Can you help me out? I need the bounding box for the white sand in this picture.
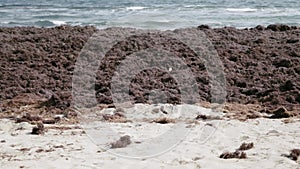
[0,104,299,169]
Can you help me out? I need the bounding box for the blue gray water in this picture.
[0,0,299,30]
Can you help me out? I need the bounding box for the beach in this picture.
[0,25,299,168]
[0,105,300,169]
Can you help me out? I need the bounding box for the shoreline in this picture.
[0,23,299,30]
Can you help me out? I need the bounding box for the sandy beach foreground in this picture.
[0,104,299,169]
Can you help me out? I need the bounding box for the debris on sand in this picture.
[219,150,247,159]
[39,94,62,108]
[195,114,209,120]
[269,107,293,119]
[237,142,254,151]
[220,103,264,121]
[220,142,254,159]
[42,117,60,124]
[35,149,44,153]
[160,106,168,114]
[195,114,222,121]
[151,117,175,124]
[289,149,300,161]
[16,113,42,123]
[283,149,300,161]
[102,112,127,123]
[18,148,30,152]
[31,122,45,135]
[111,135,132,149]
[15,112,60,124]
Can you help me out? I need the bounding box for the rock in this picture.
[111,135,132,149]
[267,24,291,31]
[198,25,210,29]
[255,25,265,30]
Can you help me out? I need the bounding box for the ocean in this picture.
[0,0,299,30]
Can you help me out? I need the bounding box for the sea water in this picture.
[0,0,299,29]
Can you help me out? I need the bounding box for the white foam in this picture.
[184,4,205,8]
[51,20,67,25]
[226,8,258,12]
[126,6,147,11]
